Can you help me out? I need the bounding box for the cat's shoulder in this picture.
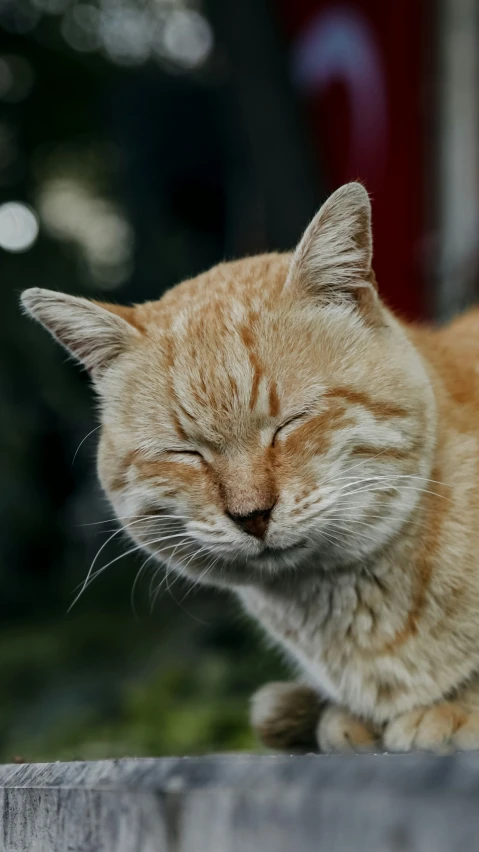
[405,307,479,414]
[407,307,479,357]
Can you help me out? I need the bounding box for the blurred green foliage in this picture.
[0,595,285,762]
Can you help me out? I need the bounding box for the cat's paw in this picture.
[250,681,323,751]
[383,702,479,753]
[317,705,380,753]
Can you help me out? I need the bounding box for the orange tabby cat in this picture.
[21,183,479,753]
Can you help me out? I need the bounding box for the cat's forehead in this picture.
[154,279,321,441]
[151,253,290,331]
[164,301,307,438]
[160,262,316,392]
[125,253,369,445]
[148,256,293,376]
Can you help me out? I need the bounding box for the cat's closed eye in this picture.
[272,413,308,446]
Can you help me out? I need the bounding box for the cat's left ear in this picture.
[286,182,382,324]
[21,288,141,376]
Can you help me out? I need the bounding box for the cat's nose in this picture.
[227,506,274,539]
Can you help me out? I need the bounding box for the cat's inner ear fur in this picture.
[287,182,382,323]
[21,288,141,375]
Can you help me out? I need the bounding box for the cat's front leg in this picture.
[384,700,479,753]
[250,682,380,753]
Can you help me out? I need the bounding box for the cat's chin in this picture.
[256,542,308,561]
[219,539,312,573]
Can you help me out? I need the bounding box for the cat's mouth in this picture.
[257,541,307,560]
[198,538,309,568]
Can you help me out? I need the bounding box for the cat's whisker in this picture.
[77,518,186,596]
[155,546,212,625]
[322,522,380,548]
[320,515,395,529]
[72,425,102,465]
[295,524,336,550]
[149,540,194,610]
[298,477,438,517]
[149,536,194,600]
[333,473,450,491]
[325,448,404,484]
[130,559,150,621]
[299,531,330,551]
[100,520,186,538]
[79,513,190,528]
[178,545,212,577]
[70,532,192,611]
[315,528,345,550]
[181,549,225,600]
[294,492,418,530]
[130,536,192,617]
[319,512,434,534]
[334,483,449,501]
[163,536,193,570]
[73,524,132,606]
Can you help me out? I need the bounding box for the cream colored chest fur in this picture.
[238,558,479,724]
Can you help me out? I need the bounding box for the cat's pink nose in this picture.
[227,507,273,539]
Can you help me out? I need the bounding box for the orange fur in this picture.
[21,182,479,753]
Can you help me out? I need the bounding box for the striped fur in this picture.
[22,183,479,753]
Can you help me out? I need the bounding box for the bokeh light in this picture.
[99,5,152,66]
[0,55,34,102]
[31,0,72,13]
[0,1,40,34]
[38,177,134,287]
[160,8,213,69]
[0,0,214,71]
[61,5,101,53]
[0,201,39,252]
[0,123,19,181]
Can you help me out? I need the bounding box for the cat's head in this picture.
[21,183,435,587]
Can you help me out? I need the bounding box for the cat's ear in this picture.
[287,182,381,323]
[21,288,141,375]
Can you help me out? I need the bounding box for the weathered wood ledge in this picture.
[1,753,479,851]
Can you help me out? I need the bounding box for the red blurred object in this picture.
[276,0,427,320]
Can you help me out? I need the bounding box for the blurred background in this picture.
[0,0,476,761]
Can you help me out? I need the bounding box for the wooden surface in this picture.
[0,753,479,851]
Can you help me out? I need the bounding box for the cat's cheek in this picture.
[97,432,124,495]
[138,466,223,524]
[276,456,319,503]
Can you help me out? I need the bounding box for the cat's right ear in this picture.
[20,288,141,376]
[286,182,382,325]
